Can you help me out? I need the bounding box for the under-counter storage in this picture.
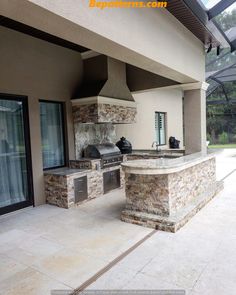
[44,166,124,209]
[74,176,88,203]
[103,169,121,194]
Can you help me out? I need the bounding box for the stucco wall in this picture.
[116,89,183,150]
[0,26,82,205]
[1,0,205,83]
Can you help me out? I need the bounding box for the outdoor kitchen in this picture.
[44,55,137,208]
[44,131,222,233]
[44,55,222,232]
[1,2,235,293]
[43,54,183,210]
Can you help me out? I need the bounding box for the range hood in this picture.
[72,55,137,124]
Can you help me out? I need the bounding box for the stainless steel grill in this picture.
[84,143,123,168]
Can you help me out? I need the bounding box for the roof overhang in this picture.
[166,0,230,48]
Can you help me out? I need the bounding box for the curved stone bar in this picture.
[122,152,215,174]
[121,152,223,232]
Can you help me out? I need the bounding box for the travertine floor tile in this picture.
[0,267,71,295]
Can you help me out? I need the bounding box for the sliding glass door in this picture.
[0,94,33,214]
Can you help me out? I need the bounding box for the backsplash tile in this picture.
[74,123,116,158]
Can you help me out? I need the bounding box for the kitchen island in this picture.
[121,151,223,232]
[44,168,93,208]
[44,163,124,209]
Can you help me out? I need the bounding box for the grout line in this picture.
[70,229,157,294]
[190,239,224,293]
[220,169,236,181]
[69,166,235,294]
[30,265,74,291]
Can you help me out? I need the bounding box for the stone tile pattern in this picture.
[44,174,70,208]
[121,179,223,233]
[124,158,216,217]
[70,159,101,170]
[98,103,137,124]
[72,102,137,124]
[125,173,170,216]
[121,158,223,232]
[45,165,124,209]
[74,123,116,158]
[73,104,98,123]
[169,158,216,214]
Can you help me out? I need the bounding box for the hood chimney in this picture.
[72,55,136,124]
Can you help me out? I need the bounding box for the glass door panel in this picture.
[0,96,33,214]
[40,101,65,169]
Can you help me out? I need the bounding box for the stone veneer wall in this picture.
[70,159,101,170]
[125,173,170,216]
[169,158,216,213]
[45,175,70,208]
[44,171,103,208]
[98,104,137,123]
[73,104,98,123]
[45,164,125,209]
[74,123,116,158]
[124,158,216,217]
[72,103,137,124]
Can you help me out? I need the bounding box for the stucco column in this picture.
[184,83,208,155]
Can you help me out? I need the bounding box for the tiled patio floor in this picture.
[0,149,236,295]
[87,149,236,295]
[0,190,152,294]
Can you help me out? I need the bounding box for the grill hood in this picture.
[72,55,137,124]
[84,143,121,158]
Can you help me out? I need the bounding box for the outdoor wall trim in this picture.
[131,82,209,94]
[181,82,209,91]
[72,96,137,108]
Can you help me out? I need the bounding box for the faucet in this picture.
[152,141,161,152]
[152,141,157,148]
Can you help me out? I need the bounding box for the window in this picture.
[155,112,166,146]
[40,101,65,169]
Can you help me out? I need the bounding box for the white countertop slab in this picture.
[121,150,218,175]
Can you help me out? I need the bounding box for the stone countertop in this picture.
[44,167,91,176]
[132,148,185,154]
[70,158,100,162]
[127,151,184,158]
[121,150,218,175]
[130,149,184,157]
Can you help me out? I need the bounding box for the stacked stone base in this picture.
[44,163,125,209]
[121,181,224,233]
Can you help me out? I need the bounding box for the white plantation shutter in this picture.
[155,112,160,145]
[155,112,166,145]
